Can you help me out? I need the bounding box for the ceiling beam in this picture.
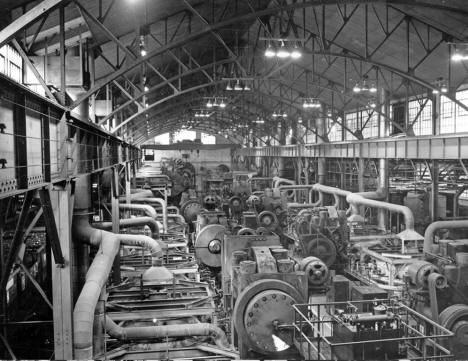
[0,0,70,48]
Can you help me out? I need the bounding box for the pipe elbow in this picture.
[119,234,166,257]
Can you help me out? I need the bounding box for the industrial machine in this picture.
[221,234,308,359]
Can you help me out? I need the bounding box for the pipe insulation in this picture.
[347,193,415,230]
[103,316,230,349]
[92,217,160,240]
[127,197,168,232]
[423,220,468,255]
[117,203,158,219]
[72,213,164,359]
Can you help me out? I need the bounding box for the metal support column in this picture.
[430,160,439,222]
[316,117,328,184]
[125,161,131,204]
[50,183,74,359]
[111,167,121,284]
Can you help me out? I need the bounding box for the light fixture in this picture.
[290,44,302,59]
[451,44,468,61]
[265,44,276,58]
[244,84,251,91]
[226,82,233,90]
[302,97,321,109]
[194,110,211,118]
[255,117,265,124]
[139,35,147,57]
[353,76,378,94]
[144,83,149,92]
[276,42,290,58]
[234,80,243,91]
[205,97,227,109]
[433,77,449,94]
[368,98,377,108]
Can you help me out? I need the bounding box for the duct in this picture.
[272,176,296,188]
[346,193,423,242]
[168,214,186,226]
[423,220,468,255]
[117,203,157,219]
[72,213,164,359]
[311,184,359,216]
[129,197,168,233]
[103,315,230,349]
[167,206,180,214]
[120,188,154,201]
[278,185,318,204]
[92,216,160,239]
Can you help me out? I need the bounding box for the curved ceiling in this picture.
[6,0,468,145]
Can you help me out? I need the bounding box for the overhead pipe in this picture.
[117,203,157,219]
[346,193,423,242]
[278,184,319,204]
[119,188,154,201]
[423,220,468,255]
[128,197,168,233]
[272,176,296,188]
[92,216,161,242]
[103,315,230,349]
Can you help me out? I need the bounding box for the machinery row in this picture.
[5,159,466,360]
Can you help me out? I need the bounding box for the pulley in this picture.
[302,235,337,268]
[233,279,302,355]
[300,256,330,287]
[180,199,204,223]
[194,224,225,267]
[258,211,279,231]
[439,304,468,358]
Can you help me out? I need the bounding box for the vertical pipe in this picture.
[377,158,389,230]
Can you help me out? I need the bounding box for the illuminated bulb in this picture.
[140,48,147,57]
[219,101,226,108]
[441,84,448,93]
[353,84,361,93]
[234,81,243,91]
[290,45,302,59]
[226,83,233,90]
[244,84,251,91]
[265,44,276,58]
[144,84,149,92]
[432,88,440,94]
[206,100,213,108]
[276,46,290,58]
[369,84,377,93]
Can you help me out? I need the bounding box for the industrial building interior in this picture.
[1,0,468,360]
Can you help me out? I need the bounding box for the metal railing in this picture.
[293,298,453,361]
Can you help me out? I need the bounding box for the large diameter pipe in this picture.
[273,176,296,188]
[347,193,415,230]
[423,220,468,255]
[92,217,160,239]
[72,214,163,359]
[103,316,229,349]
[278,185,318,204]
[119,188,154,201]
[130,198,168,232]
[118,203,157,219]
